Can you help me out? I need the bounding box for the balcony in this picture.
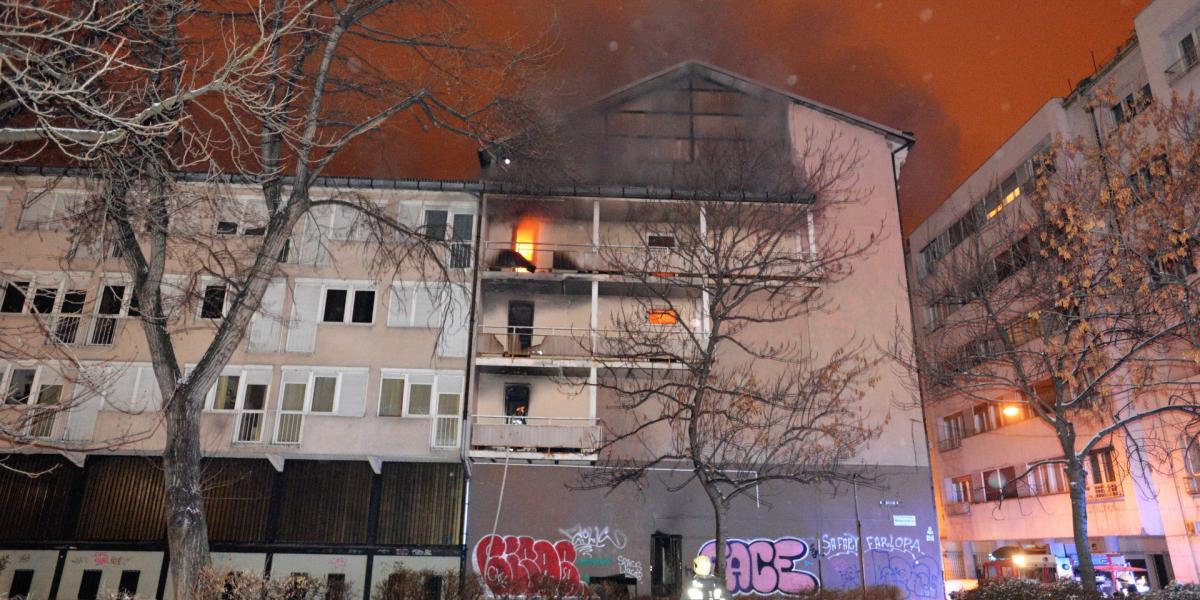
[475,325,699,367]
[1184,475,1200,496]
[1086,481,1123,500]
[1167,49,1199,83]
[470,415,602,459]
[945,501,971,516]
[938,437,962,452]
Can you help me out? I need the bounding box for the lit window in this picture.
[648,308,679,325]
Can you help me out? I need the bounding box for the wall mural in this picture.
[473,534,584,596]
[558,524,628,557]
[814,532,940,600]
[698,537,821,596]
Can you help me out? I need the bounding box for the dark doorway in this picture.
[507,301,534,354]
[118,570,140,597]
[1152,554,1170,589]
[505,384,530,424]
[652,533,682,598]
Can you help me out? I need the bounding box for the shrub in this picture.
[961,578,1102,600]
[802,585,903,600]
[374,566,487,600]
[1144,583,1200,600]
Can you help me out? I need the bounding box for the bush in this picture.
[961,579,1102,600]
[1143,583,1200,600]
[193,569,330,600]
[374,567,487,600]
[801,585,903,600]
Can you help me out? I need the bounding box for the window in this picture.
[949,475,973,504]
[8,569,34,599]
[422,209,475,268]
[940,412,967,450]
[0,281,28,313]
[213,375,240,410]
[78,570,102,600]
[1182,30,1199,66]
[326,574,347,600]
[216,221,239,235]
[379,377,405,416]
[311,376,337,412]
[5,368,36,404]
[981,466,1018,502]
[1111,84,1153,125]
[424,210,449,240]
[972,403,999,435]
[1088,447,1120,493]
[648,234,677,249]
[648,307,679,325]
[201,284,227,319]
[118,570,141,597]
[31,286,58,314]
[18,191,79,231]
[1028,461,1069,496]
[408,382,432,416]
[322,286,375,324]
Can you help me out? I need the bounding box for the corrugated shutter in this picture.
[276,461,372,544]
[336,370,368,417]
[100,365,140,412]
[0,453,80,540]
[64,368,107,441]
[132,365,163,412]
[386,284,414,327]
[396,199,423,238]
[76,456,166,541]
[377,462,463,545]
[202,458,273,543]
[285,282,322,353]
[247,278,286,353]
[297,210,330,267]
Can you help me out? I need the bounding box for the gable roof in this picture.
[585,60,914,146]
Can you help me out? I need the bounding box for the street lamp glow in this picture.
[1003,404,1021,417]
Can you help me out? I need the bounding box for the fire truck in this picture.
[979,546,1074,583]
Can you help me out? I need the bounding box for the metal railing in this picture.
[432,415,461,448]
[234,411,266,443]
[471,415,603,452]
[1086,480,1122,499]
[1167,49,1199,83]
[480,241,819,278]
[475,325,700,362]
[26,407,58,439]
[938,436,962,452]
[274,413,303,444]
[42,315,124,347]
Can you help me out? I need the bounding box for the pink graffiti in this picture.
[699,538,820,596]
[473,534,583,596]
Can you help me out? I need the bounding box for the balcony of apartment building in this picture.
[469,371,603,462]
[1165,28,1200,87]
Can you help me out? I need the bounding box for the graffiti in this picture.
[866,550,938,600]
[473,534,583,596]
[818,533,858,559]
[557,524,628,556]
[815,533,924,561]
[329,557,347,569]
[698,538,820,596]
[865,535,923,560]
[617,556,643,581]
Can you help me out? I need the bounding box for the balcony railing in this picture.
[1167,49,1199,83]
[274,412,303,444]
[1086,481,1122,500]
[938,437,962,452]
[432,415,461,448]
[41,315,125,347]
[1185,475,1200,496]
[945,501,971,516]
[234,411,266,443]
[480,241,819,279]
[470,415,603,454]
[475,325,700,363]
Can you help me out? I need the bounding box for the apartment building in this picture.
[907,0,1200,589]
[0,61,936,599]
[463,62,939,600]
[0,180,477,600]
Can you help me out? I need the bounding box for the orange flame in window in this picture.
[514,218,538,263]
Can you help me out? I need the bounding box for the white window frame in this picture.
[205,366,272,413]
[421,207,476,269]
[198,280,230,320]
[277,368,344,415]
[646,232,677,250]
[376,369,462,419]
[317,281,376,326]
[2,364,44,406]
[387,281,446,329]
[17,190,83,231]
[402,370,437,418]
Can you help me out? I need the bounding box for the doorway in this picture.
[507,301,534,354]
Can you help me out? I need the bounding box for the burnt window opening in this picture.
[423,575,444,600]
[507,301,534,354]
[505,383,530,424]
[0,281,28,313]
[652,532,683,598]
[201,285,227,319]
[325,573,347,600]
[648,234,677,249]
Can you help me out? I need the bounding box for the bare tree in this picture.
[1,1,543,597]
[901,95,1200,592]
[570,131,885,580]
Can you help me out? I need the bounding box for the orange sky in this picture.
[382,0,1149,235]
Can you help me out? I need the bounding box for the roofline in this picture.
[589,60,915,145]
[0,165,814,203]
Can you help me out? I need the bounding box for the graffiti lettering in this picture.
[699,538,820,596]
[617,556,643,581]
[473,535,583,596]
[867,550,937,600]
[557,525,628,556]
[818,534,858,559]
[864,535,923,559]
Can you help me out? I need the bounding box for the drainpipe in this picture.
[458,190,485,596]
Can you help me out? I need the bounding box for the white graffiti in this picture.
[617,556,643,581]
[557,524,628,556]
[816,533,924,560]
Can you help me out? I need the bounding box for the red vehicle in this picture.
[980,546,1071,584]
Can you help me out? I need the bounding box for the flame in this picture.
[514,218,538,263]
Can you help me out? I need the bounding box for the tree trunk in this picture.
[1066,454,1096,593]
[703,482,728,582]
[163,387,211,599]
